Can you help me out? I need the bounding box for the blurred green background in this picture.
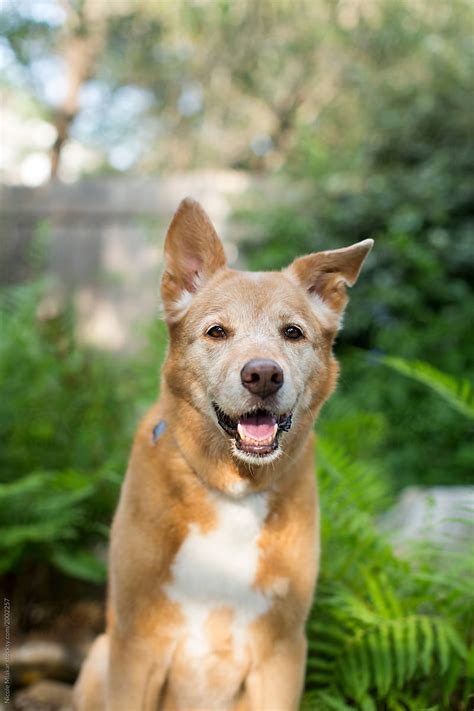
[0,1,473,709]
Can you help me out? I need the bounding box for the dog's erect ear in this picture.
[286,239,373,330]
[161,198,227,323]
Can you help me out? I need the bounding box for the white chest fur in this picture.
[165,490,270,657]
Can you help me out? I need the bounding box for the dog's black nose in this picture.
[240,359,284,398]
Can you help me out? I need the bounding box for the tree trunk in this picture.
[50,1,107,180]
[50,36,97,179]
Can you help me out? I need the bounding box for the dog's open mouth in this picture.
[213,403,292,457]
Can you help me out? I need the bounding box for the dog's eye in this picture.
[283,325,304,340]
[206,325,227,339]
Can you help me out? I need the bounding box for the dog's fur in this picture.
[74,199,372,711]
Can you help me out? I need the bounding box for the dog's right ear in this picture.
[161,198,227,323]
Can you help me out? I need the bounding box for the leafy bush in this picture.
[0,279,167,585]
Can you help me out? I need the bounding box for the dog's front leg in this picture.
[244,633,307,711]
[107,631,171,711]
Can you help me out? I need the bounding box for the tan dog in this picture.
[74,199,372,711]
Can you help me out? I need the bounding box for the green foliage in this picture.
[380,356,474,421]
[302,368,474,708]
[0,279,167,582]
[0,468,109,583]
[304,417,474,710]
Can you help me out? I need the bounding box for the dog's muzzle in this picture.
[213,403,293,457]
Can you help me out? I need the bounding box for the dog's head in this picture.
[161,198,372,468]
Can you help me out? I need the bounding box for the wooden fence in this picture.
[0,172,259,350]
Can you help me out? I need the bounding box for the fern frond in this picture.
[405,616,418,681]
[317,437,388,513]
[0,472,50,499]
[314,690,355,711]
[364,572,400,618]
[340,637,366,701]
[359,697,377,711]
[420,616,434,674]
[307,611,467,706]
[392,617,406,688]
[380,356,474,419]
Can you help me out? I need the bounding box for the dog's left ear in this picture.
[286,239,373,330]
[161,198,227,323]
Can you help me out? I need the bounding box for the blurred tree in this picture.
[1,0,181,176]
[0,0,362,175]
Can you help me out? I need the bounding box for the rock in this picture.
[380,486,474,552]
[13,680,73,710]
[8,641,80,686]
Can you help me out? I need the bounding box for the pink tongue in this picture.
[239,412,276,441]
